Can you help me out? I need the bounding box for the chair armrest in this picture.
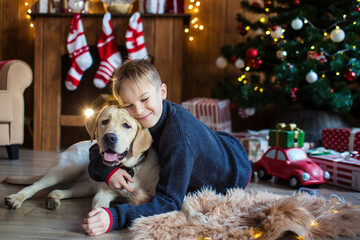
[0,91,13,122]
[0,60,33,91]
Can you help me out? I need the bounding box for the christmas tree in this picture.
[212,0,360,118]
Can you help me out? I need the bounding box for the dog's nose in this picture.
[103,133,118,146]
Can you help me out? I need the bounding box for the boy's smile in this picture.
[120,80,167,129]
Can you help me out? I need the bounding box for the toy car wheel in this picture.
[257,168,272,181]
[289,175,301,188]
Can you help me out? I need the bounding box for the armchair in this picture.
[0,60,33,159]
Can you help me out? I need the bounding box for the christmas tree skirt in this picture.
[128,188,360,240]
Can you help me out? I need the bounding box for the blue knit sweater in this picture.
[88,100,251,231]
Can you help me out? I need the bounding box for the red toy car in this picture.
[253,146,330,188]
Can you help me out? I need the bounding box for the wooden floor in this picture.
[1,147,360,239]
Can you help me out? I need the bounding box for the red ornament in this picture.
[246,48,258,59]
[230,56,237,62]
[344,71,356,82]
[355,7,360,12]
[292,0,300,5]
[237,24,248,36]
[263,0,271,7]
[251,2,260,8]
[271,26,277,31]
[230,103,237,110]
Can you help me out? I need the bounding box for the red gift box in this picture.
[181,98,232,132]
[322,128,360,152]
[310,154,360,191]
[165,0,184,13]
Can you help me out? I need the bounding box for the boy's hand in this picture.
[82,208,110,236]
[108,168,135,192]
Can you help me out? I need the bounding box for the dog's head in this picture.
[85,105,153,167]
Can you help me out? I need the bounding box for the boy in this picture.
[81,59,251,236]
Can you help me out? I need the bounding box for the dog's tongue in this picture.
[104,152,119,162]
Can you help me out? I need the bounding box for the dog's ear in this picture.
[131,121,153,157]
[85,107,106,141]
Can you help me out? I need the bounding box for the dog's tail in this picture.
[2,175,44,185]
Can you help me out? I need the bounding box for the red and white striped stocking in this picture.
[93,13,122,89]
[125,12,148,60]
[65,13,93,91]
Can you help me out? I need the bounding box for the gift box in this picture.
[139,0,166,14]
[310,154,360,191]
[165,0,184,13]
[322,128,360,152]
[231,131,269,163]
[268,123,305,148]
[181,98,232,132]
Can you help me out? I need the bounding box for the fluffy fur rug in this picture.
[128,188,360,240]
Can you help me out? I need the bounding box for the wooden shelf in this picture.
[60,115,86,127]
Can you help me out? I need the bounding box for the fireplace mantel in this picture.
[32,13,189,151]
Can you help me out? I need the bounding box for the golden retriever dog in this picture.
[3,105,206,223]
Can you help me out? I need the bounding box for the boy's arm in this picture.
[88,144,134,191]
[95,140,194,231]
[88,144,117,182]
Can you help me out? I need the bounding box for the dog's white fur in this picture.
[4,106,206,223]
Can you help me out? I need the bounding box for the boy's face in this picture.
[119,80,167,129]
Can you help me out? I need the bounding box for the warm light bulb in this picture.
[332,209,339,213]
[324,32,328,36]
[353,21,357,25]
[245,66,250,71]
[259,88,264,93]
[196,1,200,6]
[190,0,195,2]
[85,108,94,118]
[199,25,204,30]
[265,30,270,35]
[25,2,29,6]
[194,8,199,13]
[243,80,248,84]
[310,220,318,227]
[184,28,189,33]
[260,17,266,23]
[265,8,269,12]
[336,72,340,75]
[343,14,347,19]
[27,9,32,14]
[311,46,315,50]
[194,24,199,28]
[188,4,193,10]
[30,23,34,28]
[336,25,340,29]
[189,36,194,41]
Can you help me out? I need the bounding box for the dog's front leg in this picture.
[92,184,118,209]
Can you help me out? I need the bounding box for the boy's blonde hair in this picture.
[112,59,162,106]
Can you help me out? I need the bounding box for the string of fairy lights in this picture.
[184,0,204,42]
[25,1,34,28]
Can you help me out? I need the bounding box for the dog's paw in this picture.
[46,197,61,210]
[4,194,24,209]
[186,211,209,224]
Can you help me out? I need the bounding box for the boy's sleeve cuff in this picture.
[106,167,120,186]
[101,207,113,233]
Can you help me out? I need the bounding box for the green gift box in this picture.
[269,123,305,148]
